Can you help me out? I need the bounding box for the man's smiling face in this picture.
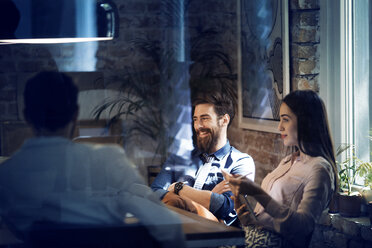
[193,103,223,154]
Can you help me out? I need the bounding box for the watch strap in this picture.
[174,182,184,195]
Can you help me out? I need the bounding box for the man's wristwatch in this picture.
[174,182,184,195]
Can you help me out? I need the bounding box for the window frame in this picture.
[320,0,371,186]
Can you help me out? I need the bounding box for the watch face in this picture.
[176,182,183,190]
[174,182,183,194]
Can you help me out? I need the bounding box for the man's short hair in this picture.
[191,79,236,127]
[24,71,78,132]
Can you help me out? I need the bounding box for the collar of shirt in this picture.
[22,136,71,148]
[197,140,231,162]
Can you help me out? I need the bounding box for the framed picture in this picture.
[237,0,290,133]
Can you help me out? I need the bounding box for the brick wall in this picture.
[290,0,320,91]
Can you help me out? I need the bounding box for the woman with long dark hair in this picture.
[225,90,337,248]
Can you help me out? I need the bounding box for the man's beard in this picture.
[196,127,220,154]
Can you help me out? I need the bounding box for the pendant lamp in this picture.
[0,0,118,44]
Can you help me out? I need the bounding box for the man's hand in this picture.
[166,184,212,210]
[167,182,177,193]
[211,180,231,194]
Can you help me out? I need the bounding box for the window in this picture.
[321,0,371,185]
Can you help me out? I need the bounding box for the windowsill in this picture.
[326,213,370,226]
[316,211,372,243]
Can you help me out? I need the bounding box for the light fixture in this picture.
[0,0,118,45]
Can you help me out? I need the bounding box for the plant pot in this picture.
[338,193,362,217]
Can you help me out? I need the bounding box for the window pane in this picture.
[353,0,370,184]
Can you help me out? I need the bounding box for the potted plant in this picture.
[337,144,372,217]
[361,169,372,204]
[365,169,372,189]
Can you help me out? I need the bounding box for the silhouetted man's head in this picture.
[24,71,78,133]
[0,0,20,39]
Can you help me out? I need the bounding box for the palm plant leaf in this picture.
[336,143,353,156]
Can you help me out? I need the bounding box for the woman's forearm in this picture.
[252,190,272,209]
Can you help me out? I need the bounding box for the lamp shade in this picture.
[0,0,118,44]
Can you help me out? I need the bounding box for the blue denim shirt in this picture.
[151,141,255,225]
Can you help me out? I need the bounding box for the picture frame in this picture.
[237,0,290,133]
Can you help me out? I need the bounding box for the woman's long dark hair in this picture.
[282,90,338,192]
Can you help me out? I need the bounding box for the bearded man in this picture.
[151,90,255,226]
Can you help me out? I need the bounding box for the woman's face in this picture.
[278,103,298,147]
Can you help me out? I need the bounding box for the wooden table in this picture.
[168,206,245,247]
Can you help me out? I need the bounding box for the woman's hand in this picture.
[211,180,231,194]
[226,173,271,209]
[229,176,264,196]
[234,195,254,225]
[221,169,260,196]
[222,170,270,207]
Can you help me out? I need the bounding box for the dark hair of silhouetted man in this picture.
[23,71,78,132]
[0,0,20,39]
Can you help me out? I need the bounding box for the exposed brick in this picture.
[299,59,318,74]
[291,27,319,43]
[291,11,319,27]
[292,75,319,91]
[273,138,283,154]
[292,59,318,75]
[292,44,318,59]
